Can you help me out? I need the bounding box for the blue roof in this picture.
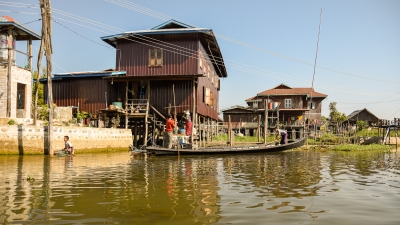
[38,70,126,81]
[0,16,41,40]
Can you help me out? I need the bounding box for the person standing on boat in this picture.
[63,136,74,155]
[164,114,175,148]
[275,127,288,144]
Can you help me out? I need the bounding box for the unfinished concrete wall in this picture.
[0,66,32,118]
[0,125,132,154]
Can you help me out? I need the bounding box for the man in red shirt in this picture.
[164,114,175,148]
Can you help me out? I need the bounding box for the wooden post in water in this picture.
[264,99,268,144]
[125,81,128,129]
[257,114,261,142]
[228,115,232,146]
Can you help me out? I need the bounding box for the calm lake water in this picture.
[0,149,399,225]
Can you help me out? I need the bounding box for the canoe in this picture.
[146,137,306,156]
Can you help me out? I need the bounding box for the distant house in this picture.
[221,106,258,136]
[245,83,327,125]
[43,20,228,146]
[222,84,327,137]
[346,108,379,126]
[0,16,40,119]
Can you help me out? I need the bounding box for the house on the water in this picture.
[0,16,40,119]
[44,20,228,146]
[222,83,327,137]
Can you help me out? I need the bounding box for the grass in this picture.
[327,144,392,151]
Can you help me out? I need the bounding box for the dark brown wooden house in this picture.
[45,20,228,147]
[346,108,379,126]
[223,84,327,137]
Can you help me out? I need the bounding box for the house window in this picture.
[308,101,316,109]
[284,99,292,108]
[204,87,210,105]
[210,91,214,106]
[149,48,163,66]
[253,101,258,108]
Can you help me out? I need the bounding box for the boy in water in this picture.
[64,136,74,155]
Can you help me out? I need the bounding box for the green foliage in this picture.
[329,102,347,125]
[37,104,49,121]
[32,70,45,105]
[328,144,391,151]
[77,110,88,121]
[7,119,15,125]
[356,120,366,131]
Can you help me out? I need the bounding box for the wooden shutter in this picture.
[156,49,163,66]
[149,49,155,66]
[204,87,210,105]
[210,91,214,106]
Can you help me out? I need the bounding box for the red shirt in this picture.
[185,120,192,135]
[166,118,174,132]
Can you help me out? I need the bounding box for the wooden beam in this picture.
[6,26,12,117]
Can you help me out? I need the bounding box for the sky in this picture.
[2,0,400,120]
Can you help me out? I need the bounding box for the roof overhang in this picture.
[38,71,126,82]
[101,27,228,78]
[0,16,41,40]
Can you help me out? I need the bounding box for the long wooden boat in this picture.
[146,137,306,156]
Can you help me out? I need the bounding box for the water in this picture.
[0,150,399,224]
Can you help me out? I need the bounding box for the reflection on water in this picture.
[0,150,399,224]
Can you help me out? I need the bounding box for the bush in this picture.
[76,110,88,121]
[37,104,49,121]
[356,120,366,131]
[7,119,15,125]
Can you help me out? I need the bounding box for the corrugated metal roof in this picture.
[151,19,195,30]
[101,28,212,46]
[347,108,379,121]
[101,20,228,78]
[38,70,126,81]
[0,16,41,40]
[257,85,327,98]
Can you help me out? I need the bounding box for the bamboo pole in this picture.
[257,114,261,142]
[264,99,268,144]
[6,27,12,117]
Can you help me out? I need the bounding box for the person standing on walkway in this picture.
[164,114,175,148]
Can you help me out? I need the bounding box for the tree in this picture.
[329,102,346,124]
[356,120,366,131]
[32,69,45,106]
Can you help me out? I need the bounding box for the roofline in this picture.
[101,28,212,48]
[257,94,327,97]
[0,20,41,40]
[38,71,126,81]
[151,19,195,29]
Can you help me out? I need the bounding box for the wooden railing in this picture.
[125,99,148,115]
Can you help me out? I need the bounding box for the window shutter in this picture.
[156,49,163,66]
[149,49,155,66]
[204,87,210,105]
[210,91,214,106]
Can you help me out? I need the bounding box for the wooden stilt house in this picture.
[46,20,228,147]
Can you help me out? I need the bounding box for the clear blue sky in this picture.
[3,0,400,120]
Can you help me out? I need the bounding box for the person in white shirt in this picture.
[275,127,288,144]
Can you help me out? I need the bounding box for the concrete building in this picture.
[0,16,40,119]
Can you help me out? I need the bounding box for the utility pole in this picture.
[40,0,54,155]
